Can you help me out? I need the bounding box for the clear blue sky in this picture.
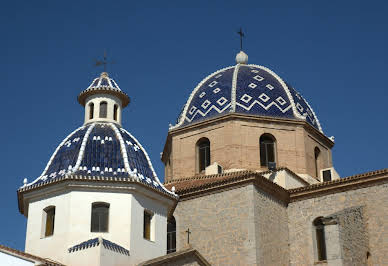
[1,0,387,250]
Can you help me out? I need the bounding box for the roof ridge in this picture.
[164,169,254,184]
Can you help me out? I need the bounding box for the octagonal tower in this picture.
[18,72,177,266]
[162,51,336,184]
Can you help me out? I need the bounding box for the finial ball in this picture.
[236,51,248,64]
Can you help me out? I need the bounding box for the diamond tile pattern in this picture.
[288,86,319,128]
[235,66,293,118]
[184,67,234,125]
[178,65,321,132]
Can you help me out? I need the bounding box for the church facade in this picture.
[13,50,388,266]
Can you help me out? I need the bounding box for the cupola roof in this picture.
[78,72,130,107]
[171,51,323,134]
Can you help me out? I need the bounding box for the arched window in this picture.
[99,101,107,118]
[89,103,94,119]
[167,216,176,254]
[91,202,109,232]
[196,138,210,173]
[43,206,55,237]
[313,217,327,261]
[260,134,276,167]
[113,104,118,121]
[314,147,321,178]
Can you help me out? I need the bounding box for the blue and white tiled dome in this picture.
[171,54,323,133]
[26,123,169,193]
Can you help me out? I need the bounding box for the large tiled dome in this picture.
[171,54,323,133]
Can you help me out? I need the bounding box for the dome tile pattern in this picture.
[26,123,169,193]
[235,65,294,118]
[184,67,234,125]
[172,64,323,133]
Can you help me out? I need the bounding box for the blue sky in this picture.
[1,1,387,250]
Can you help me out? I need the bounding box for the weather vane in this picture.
[237,27,245,51]
[95,51,114,72]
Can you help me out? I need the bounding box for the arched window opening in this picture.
[89,103,94,119]
[113,104,118,121]
[196,138,210,173]
[314,147,321,178]
[314,217,327,261]
[260,134,276,167]
[167,216,176,254]
[99,101,107,118]
[91,202,109,232]
[44,206,55,237]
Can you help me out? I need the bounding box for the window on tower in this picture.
[43,206,55,237]
[314,147,321,178]
[143,210,153,241]
[89,102,94,119]
[196,138,210,173]
[113,104,118,121]
[91,202,109,232]
[260,134,276,167]
[99,101,107,118]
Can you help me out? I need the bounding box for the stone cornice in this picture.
[289,168,388,202]
[166,113,333,147]
[165,170,290,204]
[18,174,178,215]
[165,168,388,205]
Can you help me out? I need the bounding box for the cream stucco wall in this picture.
[84,94,123,125]
[23,182,172,266]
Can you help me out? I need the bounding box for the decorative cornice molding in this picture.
[18,174,178,215]
[289,168,388,202]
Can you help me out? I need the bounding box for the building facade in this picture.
[15,50,388,266]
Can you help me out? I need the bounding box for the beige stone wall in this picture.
[288,181,388,265]
[173,185,257,265]
[252,186,289,265]
[166,117,332,180]
[173,184,289,265]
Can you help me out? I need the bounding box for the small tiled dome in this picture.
[78,72,130,107]
[26,123,168,193]
[171,57,323,133]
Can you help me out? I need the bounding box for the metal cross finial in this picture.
[95,50,114,72]
[185,228,191,244]
[237,27,245,51]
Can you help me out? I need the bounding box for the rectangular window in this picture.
[323,170,332,182]
[91,203,109,232]
[44,207,55,237]
[144,210,153,240]
[316,227,327,260]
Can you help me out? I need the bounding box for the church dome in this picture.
[171,54,323,133]
[22,71,172,195]
[25,123,168,192]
